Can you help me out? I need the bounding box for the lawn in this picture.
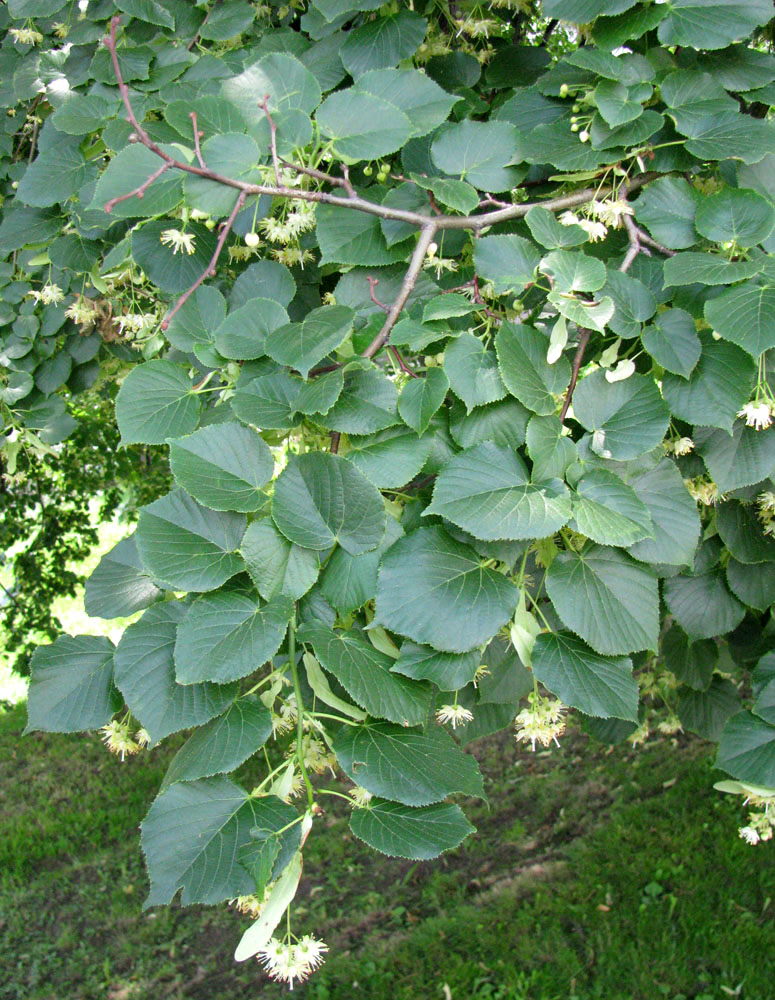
[2,699,773,1000]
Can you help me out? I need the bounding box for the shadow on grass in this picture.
[2,701,773,1000]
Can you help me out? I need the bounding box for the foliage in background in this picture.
[0,388,169,676]
[3,0,775,988]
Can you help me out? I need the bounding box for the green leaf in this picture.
[354,69,456,138]
[542,0,636,21]
[234,850,302,962]
[679,677,740,741]
[161,698,272,789]
[412,175,479,215]
[340,10,427,78]
[593,79,648,128]
[297,623,431,726]
[696,423,775,494]
[114,602,236,743]
[132,221,218,295]
[398,368,449,435]
[540,250,607,294]
[663,253,762,287]
[443,333,506,413]
[660,70,738,138]
[241,520,320,601]
[727,558,775,612]
[695,188,775,246]
[174,590,294,684]
[525,206,588,249]
[333,722,484,805]
[319,517,403,614]
[115,361,200,448]
[26,636,119,735]
[186,135,262,218]
[449,397,530,451]
[627,459,701,568]
[716,712,775,786]
[663,569,745,642]
[141,776,261,907]
[240,796,301,886]
[231,261,296,310]
[548,292,615,334]
[546,545,658,656]
[347,424,434,489]
[350,800,474,860]
[374,525,518,654]
[705,283,775,358]
[164,285,226,354]
[137,490,246,592]
[166,96,249,143]
[316,366,400,434]
[17,143,89,208]
[572,371,670,461]
[222,53,321,123]
[93,144,183,219]
[571,469,653,546]
[717,502,775,564]
[51,94,117,135]
[532,632,638,721]
[473,235,541,295]
[391,642,481,691]
[8,0,67,15]
[84,534,163,620]
[641,308,700,378]
[662,337,755,432]
[526,414,578,481]
[316,90,412,161]
[316,206,404,267]
[264,305,354,378]
[633,177,699,250]
[422,294,477,323]
[117,0,175,27]
[603,271,656,339]
[293,368,344,417]
[431,121,523,192]
[198,0,256,39]
[272,451,386,554]
[662,625,717,692]
[685,115,775,165]
[658,0,774,51]
[231,366,301,431]
[425,442,572,541]
[169,423,274,513]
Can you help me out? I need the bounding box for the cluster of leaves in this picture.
[6,0,775,977]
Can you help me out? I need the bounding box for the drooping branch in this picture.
[101,18,659,235]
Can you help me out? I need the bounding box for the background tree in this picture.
[3,0,775,988]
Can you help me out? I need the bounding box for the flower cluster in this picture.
[99,720,148,761]
[739,804,775,845]
[436,703,474,729]
[9,26,44,45]
[257,935,328,989]
[159,228,196,255]
[64,297,101,328]
[289,735,337,775]
[757,491,775,536]
[666,436,695,457]
[738,400,774,431]
[684,477,721,506]
[514,692,566,751]
[27,283,65,306]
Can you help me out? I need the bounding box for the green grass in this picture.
[2,702,774,1000]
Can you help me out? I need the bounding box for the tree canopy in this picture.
[5,0,775,986]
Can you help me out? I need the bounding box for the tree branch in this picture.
[190,112,206,169]
[161,191,247,328]
[102,18,659,235]
[363,225,438,359]
[560,329,591,424]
